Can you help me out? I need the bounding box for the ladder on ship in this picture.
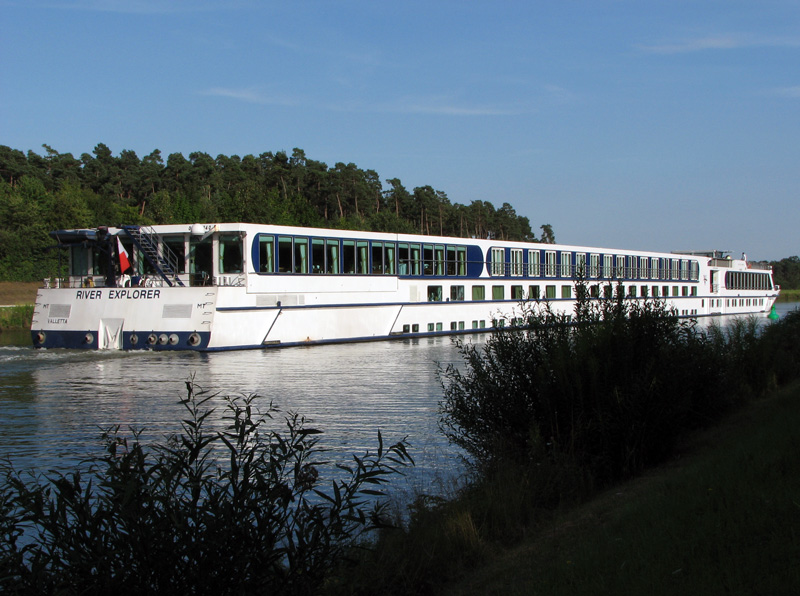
[122,226,186,287]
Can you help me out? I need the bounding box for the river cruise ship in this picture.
[31,223,779,351]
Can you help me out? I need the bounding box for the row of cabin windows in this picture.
[257,234,467,276]
[491,249,699,282]
[725,271,773,291]
[401,321,488,334]
[708,298,766,309]
[426,284,698,302]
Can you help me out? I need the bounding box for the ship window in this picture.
[163,236,186,273]
[278,236,293,272]
[398,243,409,275]
[446,246,457,275]
[457,247,467,276]
[312,238,324,273]
[220,234,243,274]
[451,285,465,301]
[528,250,541,277]
[546,285,556,299]
[510,249,523,277]
[258,235,275,273]
[343,240,356,274]
[600,255,610,278]
[326,239,339,274]
[604,284,613,299]
[293,237,308,274]
[472,285,485,301]
[427,285,443,302]
[528,285,540,299]
[628,285,637,297]
[562,285,572,299]
[511,285,524,299]
[70,245,90,276]
[410,244,421,275]
[189,236,213,286]
[639,257,647,279]
[371,242,384,274]
[545,251,557,277]
[589,254,599,278]
[492,285,505,300]
[615,255,625,278]
[423,244,434,275]
[652,285,659,297]
[384,243,396,275]
[575,253,587,277]
[560,252,571,277]
[357,241,369,274]
[435,245,445,275]
[491,247,505,276]
[641,285,648,297]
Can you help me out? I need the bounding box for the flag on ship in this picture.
[117,237,131,273]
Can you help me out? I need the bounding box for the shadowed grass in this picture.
[0,304,34,331]
[444,381,800,595]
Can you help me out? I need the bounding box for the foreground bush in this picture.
[329,295,800,595]
[0,381,412,596]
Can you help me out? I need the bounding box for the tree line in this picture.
[0,143,553,281]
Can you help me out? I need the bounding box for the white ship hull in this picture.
[31,223,779,351]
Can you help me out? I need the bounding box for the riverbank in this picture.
[442,380,800,595]
[0,282,38,331]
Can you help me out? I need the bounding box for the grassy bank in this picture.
[0,281,39,306]
[443,381,800,595]
[777,288,800,302]
[0,304,34,332]
[0,282,38,331]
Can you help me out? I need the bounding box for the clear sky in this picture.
[2,1,798,260]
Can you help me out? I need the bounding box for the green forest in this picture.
[1,143,797,289]
[0,143,551,282]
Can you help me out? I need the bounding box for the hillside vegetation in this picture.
[0,144,547,282]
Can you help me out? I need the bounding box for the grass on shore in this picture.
[0,282,39,330]
[441,382,800,596]
[0,281,40,306]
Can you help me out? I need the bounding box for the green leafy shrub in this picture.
[438,283,728,485]
[0,381,412,595]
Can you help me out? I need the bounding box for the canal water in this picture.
[1,302,797,503]
[0,333,479,502]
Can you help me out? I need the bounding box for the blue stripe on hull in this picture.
[32,330,211,351]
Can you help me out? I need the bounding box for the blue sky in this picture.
[2,0,798,260]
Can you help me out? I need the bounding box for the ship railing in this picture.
[215,275,245,287]
[746,262,772,271]
[122,226,186,287]
[42,274,192,289]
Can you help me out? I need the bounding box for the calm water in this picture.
[0,333,478,499]
[1,302,797,500]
